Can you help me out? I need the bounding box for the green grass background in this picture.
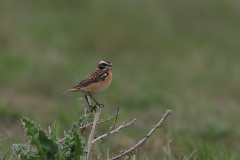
[0,0,240,159]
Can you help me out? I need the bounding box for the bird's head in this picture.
[98,60,112,70]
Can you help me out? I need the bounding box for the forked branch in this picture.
[109,110,172,160]
[78,98,172,160]
[79,106,119,130]
[92,118,136,144]
[85,106,101,160]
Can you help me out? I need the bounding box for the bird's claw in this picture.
[87,105,97,113]
[99,103,105,108]
[94,103,104,108]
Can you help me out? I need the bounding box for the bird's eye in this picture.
[102,63,107,66]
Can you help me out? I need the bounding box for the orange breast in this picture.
[80,68,112,95]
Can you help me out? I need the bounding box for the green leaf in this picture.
[22,116,41,146]
[50,120,59,141]
[13,144,41,160]
[72,132,86,159]
[63,141,73,152]
[39,130,59,159]
[62,135,75,159]
[62,115,88,159]
[13,144,29,155]
[27,150,40,160]
[14,115,88,160]
[67,143,76,160]
[71,115,88,132]
[22,116,38,136]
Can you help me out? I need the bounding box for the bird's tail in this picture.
[62,87,79,94]
[62,85,81,94]
[62,89,71,94]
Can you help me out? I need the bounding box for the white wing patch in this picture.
[103,73,108,77]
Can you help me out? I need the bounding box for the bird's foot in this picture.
[96,103,105,108]
[92,103,104,108]
[87,105,97,113]
[87,103,104,114]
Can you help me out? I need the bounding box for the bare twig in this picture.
[133,154,136,160]
[48,126,51,135]
[92,119,136,144]
[137,147,140,159]
[109,110,172,160]
[106,106,120,134]
[79,108,119,130]
[79,98,89,136]
[22,136,31,144]
[163,140,174,160]
[97,153,102,160]
[57,137,66,143]
[0,143,6,159]
[86,106,98,114]
[86,106,102,160]
[79,98,87,116]
[107,148,110,160]
[79,115,115,130]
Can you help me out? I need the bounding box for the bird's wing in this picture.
[78,68,106,86]
[62,68,109,94]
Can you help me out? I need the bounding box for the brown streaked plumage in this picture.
[63,60,112,108]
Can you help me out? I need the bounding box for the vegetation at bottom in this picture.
[12,115,87,160]
[1,0,240,159]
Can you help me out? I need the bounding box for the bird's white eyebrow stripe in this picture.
[99,61,107,64]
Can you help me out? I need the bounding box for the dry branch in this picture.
[79,107,119,130]
[109,110,172,160]
[78,98,171,159]
[86,106,102,160]
[57,137,66,143]
[48,126,51,135]
[79,98,87,116]
[163,140,174,160]
[0,143,6,159]
[106,106,120,134]
[92,119,136,144]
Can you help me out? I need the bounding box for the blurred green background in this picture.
[0,0,240,159]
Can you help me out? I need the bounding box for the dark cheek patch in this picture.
[98,64,105,70]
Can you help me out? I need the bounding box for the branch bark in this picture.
[109,110,172,160]
[85,107,102,160]
[79,107,119,130]
[92,118,136,144]
[106,106,120,134]
[79,98,87,116]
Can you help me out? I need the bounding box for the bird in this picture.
[63,60,112,108]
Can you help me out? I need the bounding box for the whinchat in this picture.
[63,60,112,108]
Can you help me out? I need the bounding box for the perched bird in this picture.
[63,60,112,108]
